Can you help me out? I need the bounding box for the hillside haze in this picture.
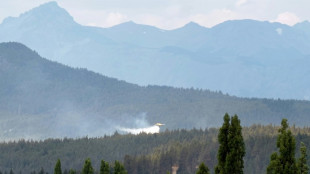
[1,42,310,140]
[1,2,310,100]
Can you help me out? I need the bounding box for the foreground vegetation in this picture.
[0,114,310,174]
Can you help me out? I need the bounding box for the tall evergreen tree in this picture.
[215,113,230,174]
[54,159,62,174]
[297,142,309,174]
[82,158,94,174]
[113,161,127,174]
[196,163,210,174]
[100,160,110,174]
[215,114,245,174]
[267,152,281,174]
[225,115,245,174]
[267,119,297,174]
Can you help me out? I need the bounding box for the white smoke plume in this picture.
[119,123,165,135]
[117,113,165,135]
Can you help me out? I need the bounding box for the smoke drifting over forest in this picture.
[117,113,165,135]
[119,124,164,135]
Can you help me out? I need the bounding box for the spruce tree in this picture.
[196,163,210,174]
[215,113,230,174]
[297,142,309,174]
[54,159,62,174]
[113,160,127,174]
[215,114,245,174]
[100,160,110,174]
[225,115,245,174]
[82,158,94,174]
[267,119,297,174]
[267,152,281,174]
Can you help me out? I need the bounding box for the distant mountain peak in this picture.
[175,21,208,32]
[110,21,140,29]
[24,1,63,14]
[124,20,136,24]
[181,21,208,30]
[26,1,73,19]
[1,1,75,26]
[38,1,58,8]
[184,21,203,27]
[110,20,162,31]
[118,20,138,26]
[215,19,265,26]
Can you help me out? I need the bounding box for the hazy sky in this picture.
[0,0,309,29]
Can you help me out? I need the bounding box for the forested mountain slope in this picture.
[0,2,310,99]
[1,42,310,140]
[1,126,310,174]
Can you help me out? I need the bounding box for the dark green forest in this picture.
[1,124,310,174]
[1,42,310,139]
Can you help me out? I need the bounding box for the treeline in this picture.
[53,158,127,174]
[1,121,310,174]
[0,158,127,174]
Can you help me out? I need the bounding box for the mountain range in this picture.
[1,42,310,140]
[1,1,310,100]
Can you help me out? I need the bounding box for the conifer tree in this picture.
[267,152,281,174]
[100,160,110,174]
[225,115,245,174]
[82,158,94,174]
[196,163,210,174]
[113,160,127,174]
[267,119,297,174]
[215,114,245,174]
[297,142,309,174]
[54,159,62,174]
[215,113,230,174]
